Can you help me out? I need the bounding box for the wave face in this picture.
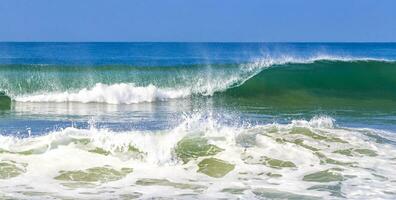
[0,115,395,199]
[223,59,396,108]
[1,56,395,106]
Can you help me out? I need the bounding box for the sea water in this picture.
[0,43,396,199]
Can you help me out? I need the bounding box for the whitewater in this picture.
[1,115,396,199]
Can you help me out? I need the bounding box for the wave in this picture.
[1,55,394,105]
[0,115,396,199]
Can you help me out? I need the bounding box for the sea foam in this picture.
[15,83,190,104]
[0,115,395,199]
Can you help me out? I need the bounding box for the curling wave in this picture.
[1,55,394,105]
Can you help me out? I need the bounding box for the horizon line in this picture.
[0,41,396,43]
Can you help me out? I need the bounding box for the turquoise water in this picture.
[0,43,396,199]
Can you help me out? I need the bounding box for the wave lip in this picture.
[15,83,191,104]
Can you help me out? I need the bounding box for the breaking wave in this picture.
[0,55,394,105]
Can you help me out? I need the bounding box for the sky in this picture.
[0,0,395,42]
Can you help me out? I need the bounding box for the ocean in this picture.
[0,42,396,199]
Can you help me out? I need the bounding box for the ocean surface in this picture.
[0,42,396,199]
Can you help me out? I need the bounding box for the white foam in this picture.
[0,115,396,199]
[291,115,335,129]
[15,83,190,104]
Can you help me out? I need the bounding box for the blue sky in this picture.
[0,0,395,42]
